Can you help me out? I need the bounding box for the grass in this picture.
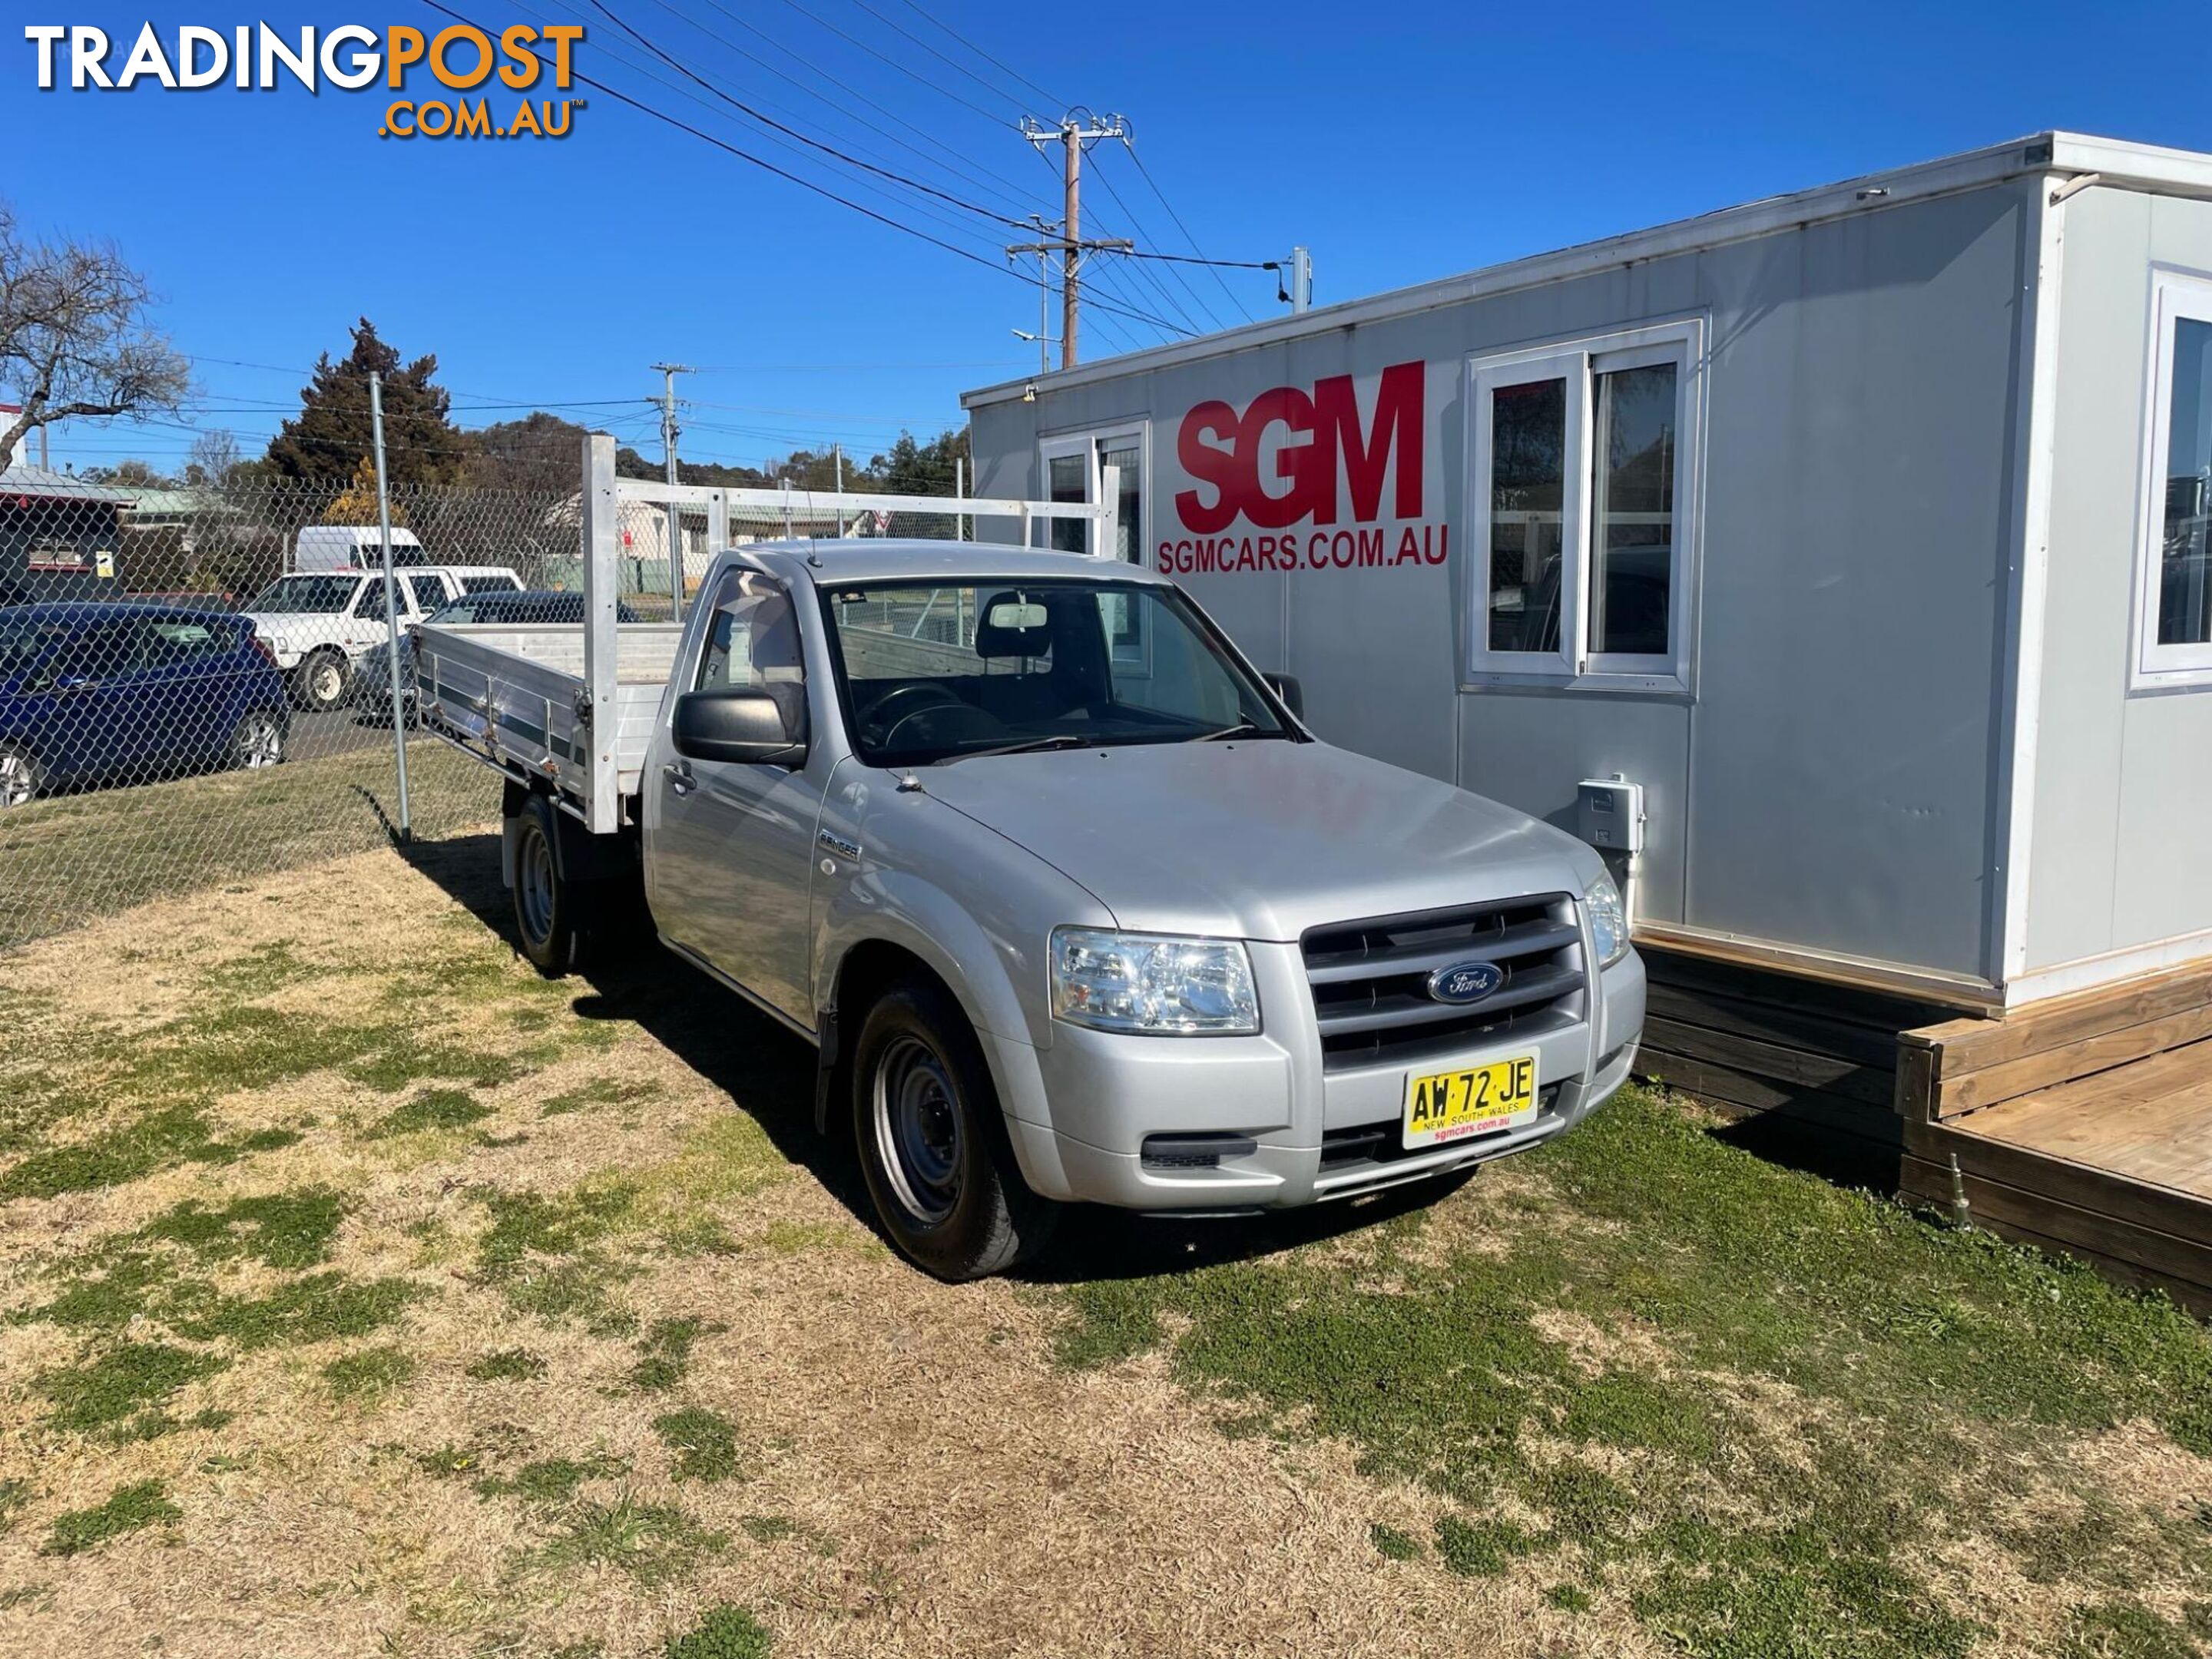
[631,1317,717,1392]
[529,1493,727,1586]
[664,1604,772,1659]
[475,1455,632,1504]
[465,1348,548,1382]
[39,1481,180,1558]
[5,839,2211,1657]
[654,1408,742,1485]
[323,1344,418,1402]
[0,738,492,949]
[1050,1090,2212,1657]
[1367,1522,1421,1562]
[140,1187,348,1270]
[35,1341,228,1441]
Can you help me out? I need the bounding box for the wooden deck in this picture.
[1895,966,2212,1315]
[1635,948,2212,1315]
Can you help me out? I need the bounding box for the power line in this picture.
[505,0,1021,258]
[413,0,1190,337]
[587,0,1035,232]
[891,0,1065,109]
[1124,137,1257,323]
[596,0,1048,218]
[1084,166,1219,333]
[766,0,1013,127]
[844,0,1036,117]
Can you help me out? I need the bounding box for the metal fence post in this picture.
[369,371,410,839]
[581,434,621,836]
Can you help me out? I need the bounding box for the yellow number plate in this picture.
[1403,1053,1539,1150]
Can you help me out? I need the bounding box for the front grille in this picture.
[1300,894,1586,1073]
[1319,1082,1566,1170]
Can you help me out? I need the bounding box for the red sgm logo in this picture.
[1161,359,1448,575]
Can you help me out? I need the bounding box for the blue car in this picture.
[0,602,290,809]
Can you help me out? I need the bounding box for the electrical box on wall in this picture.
[1577,777,1645,854]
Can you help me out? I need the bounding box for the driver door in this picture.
[648,567,826,1024]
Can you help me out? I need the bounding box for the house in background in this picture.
[0,467,136,601]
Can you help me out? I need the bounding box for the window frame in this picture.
[2131,267,2212,690]
[1039,421,1151,673]
[1462,317,1705,694]
[1035,420,1147,563]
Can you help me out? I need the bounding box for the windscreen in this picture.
[245,575,359,614]
[823,579,1288,767]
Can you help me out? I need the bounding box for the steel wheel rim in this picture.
[310,661,342,704]
[518,828,556,945]
[873,1034,963,1226]
[0,753,31,808]
[236,715,282,769]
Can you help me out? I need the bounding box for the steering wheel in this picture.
[865,682,966,739]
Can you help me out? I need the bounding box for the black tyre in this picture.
[0,743,41,810]
[228,710,286,772]
[510,793,590,975]
[851,979,1058,1281]
[296,650,352,712]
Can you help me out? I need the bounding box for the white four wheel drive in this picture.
[237,565,522,712]
[417,531,1645,1281]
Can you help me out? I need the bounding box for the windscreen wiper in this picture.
[934,733,1097,764]
[1191,720,1268,742]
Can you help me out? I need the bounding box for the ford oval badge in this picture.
[1427,961,1504,1004]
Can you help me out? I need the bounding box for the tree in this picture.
[323,456,406,526]
[81,456,175,488]
[184,427,241,488]
[876,428,969,498]
[263,318,464,485]
[466,411,597,495]
[0,203,190,466]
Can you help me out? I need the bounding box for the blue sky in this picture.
[2,0,2205,475]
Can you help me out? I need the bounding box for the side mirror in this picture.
[1263,672,1305,720]
[673,686,807,767]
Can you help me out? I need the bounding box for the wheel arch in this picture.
[816,935,959,1137]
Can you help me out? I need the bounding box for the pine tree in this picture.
[264,318,465,485]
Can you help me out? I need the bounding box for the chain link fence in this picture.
[0,466,991,949]
[0,476,577,947]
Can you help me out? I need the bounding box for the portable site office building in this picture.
[963,131,2212,1019]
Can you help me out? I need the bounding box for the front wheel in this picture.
[510,793,590,975]
[851,981,1057,1281]
[295,650,352,713]
[229,710,286,771]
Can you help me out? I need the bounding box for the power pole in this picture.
[651,362,691,487]
[1005,218,1062,376]
[1020,115,1132,370]
[651,362,691,618]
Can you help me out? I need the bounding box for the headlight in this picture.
[1049,926,1259,1035]
[1584,870,1630,968]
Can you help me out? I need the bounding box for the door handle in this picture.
[663,760,695,796]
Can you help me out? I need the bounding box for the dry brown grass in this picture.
[0,843,1650,1659]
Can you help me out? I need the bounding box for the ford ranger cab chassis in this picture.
[417,532,1644,1280]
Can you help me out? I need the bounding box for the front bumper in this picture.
[988,944,1646,1210]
